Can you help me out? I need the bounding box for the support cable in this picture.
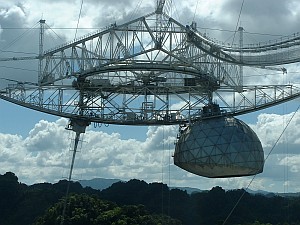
[265,108,299,162]
[283,74,288,194]
[74,0,84,39]
[222,175,256,225]
[45,23,65,42]
[193,0,200,22]
[0,22,39,54]
[231,0,245,46]
[161,126,165,216]
[60,132,81,225]
[59,0,85,215]
[283,92,291,222]
[168,139,171,223]
[223,104,300,225]
[172,1,181,23]
[129,0,144,21]
[0,66,37,72]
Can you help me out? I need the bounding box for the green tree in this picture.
[33,194,182,225]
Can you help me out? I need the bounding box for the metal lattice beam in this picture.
[0,7,300,126]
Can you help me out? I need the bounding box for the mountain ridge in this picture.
[79,177,300,197]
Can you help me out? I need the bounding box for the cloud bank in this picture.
[0,111,300,193]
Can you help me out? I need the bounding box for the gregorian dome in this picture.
[174,116,264,178]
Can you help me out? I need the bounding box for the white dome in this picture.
[174,117,264,178]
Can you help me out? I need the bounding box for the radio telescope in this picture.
[0,0,300,179]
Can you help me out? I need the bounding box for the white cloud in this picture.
[1,0,300,194]
[143,125,177,151]
[24,118,69,152]
[0,118,177,184]
[0,111,299,193]
[251,111,300,152]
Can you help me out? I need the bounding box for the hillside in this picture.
[1,171,300,225]
[79,177,122,190]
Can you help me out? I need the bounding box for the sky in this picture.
[1,0,300,193]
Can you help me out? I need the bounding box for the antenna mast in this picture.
[38,19,45,84]
[156,0,166,14]
[238,26,244,92]
[155,0,167,48]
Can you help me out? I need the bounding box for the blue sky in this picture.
[1,0,300,193]
[0,100,149,141]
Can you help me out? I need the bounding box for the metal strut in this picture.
[38,19,45,84]
[60,119,90,225]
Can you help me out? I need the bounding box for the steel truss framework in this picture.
[1,5,300,126]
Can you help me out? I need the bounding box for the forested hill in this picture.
[1,171,300,225]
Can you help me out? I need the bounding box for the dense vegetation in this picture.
[1,171,300,225]
[33,194,181,225]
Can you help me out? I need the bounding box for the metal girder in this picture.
[214,85,300,116]
[1,7,300,127]
[186,26,300,66]
[39,12,241,92]
[1,83,300,125]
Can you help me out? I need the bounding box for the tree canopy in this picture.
[1,172,300,225]
[33,194,182,225]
